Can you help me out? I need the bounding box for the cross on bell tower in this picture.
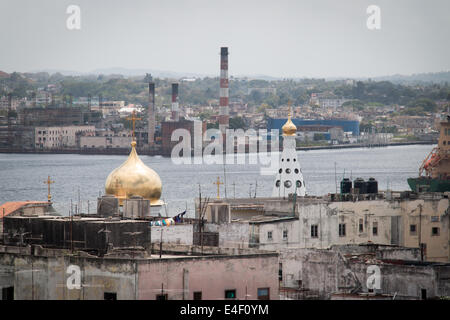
[213,176,223,199]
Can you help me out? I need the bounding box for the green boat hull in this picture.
[407,177,450,193]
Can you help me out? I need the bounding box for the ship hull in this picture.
[407,177,450,193]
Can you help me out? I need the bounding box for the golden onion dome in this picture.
[105,141,163,205]
[282,114,297,136]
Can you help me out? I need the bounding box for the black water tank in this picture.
[340,178,352,194]
[354,178,367,194]
[367,177,378,194]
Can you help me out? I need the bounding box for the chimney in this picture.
[171,83,179,122]
[219,47,229,134]
[148,82,156,146]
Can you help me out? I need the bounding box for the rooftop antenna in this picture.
[198,183,210,256]
[163,199,168,217]
[223,161,228,199]
[198,183,202,219]
[334,162,338,194]
[77,186,81,214]
[159,223,164,258]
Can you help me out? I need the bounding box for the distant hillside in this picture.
[24,68,450,84]
[371,72,450,85]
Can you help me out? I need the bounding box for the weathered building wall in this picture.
[3,217,151,255]
[1,245,278,300]
[331,244,421,261]
[297,203,338,249]
[176,196,449,262]
[0,249,137,300]
[400,198,450,262]
[279,249,344,299]
[204,222,250,248]
[222,197,448,262]
[137,254,279,300]
[204,202,230,224]
[328,200,400,246]
[80,135,132,149]
[254,219,300,251]
[279,247,450,300]
[151,224,193,245]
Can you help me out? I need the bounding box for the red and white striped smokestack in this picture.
[171,83,179,122]
[148,82,156,146]
[219,47,229,134]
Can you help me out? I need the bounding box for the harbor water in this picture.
[0,144,434,218]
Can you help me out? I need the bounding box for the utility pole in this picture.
[78,186,81,214]
[2,208,4,243]
[232,182,236,199]
[70,207,73,253]
[159,228,163,259]
[418,204,423,261]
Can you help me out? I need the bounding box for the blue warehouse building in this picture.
[267,118,360,136]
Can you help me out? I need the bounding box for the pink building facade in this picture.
[138,254,279,300]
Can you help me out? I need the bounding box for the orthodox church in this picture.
[104,138,164,216]
[272,106,306,197]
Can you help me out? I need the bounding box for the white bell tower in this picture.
[272,102,306,197]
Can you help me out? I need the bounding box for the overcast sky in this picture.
[1,0,449,78]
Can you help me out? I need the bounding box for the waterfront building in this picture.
[79,130,132,149]
[34,125,95,149]
[267,118,360,136]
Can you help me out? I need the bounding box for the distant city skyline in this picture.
[1,0,449,78]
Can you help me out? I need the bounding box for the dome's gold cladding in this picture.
[105,142,162,205]
[282,116,297,136]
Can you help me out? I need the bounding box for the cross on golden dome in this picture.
[104,133,163,205]
[126,110,142,141]
[282,100,297,136]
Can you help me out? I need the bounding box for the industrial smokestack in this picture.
[219,47,229,134]
[148,82,156,146]
[171,83,179,122]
